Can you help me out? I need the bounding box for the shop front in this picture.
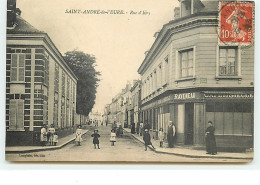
[140,89,254,151]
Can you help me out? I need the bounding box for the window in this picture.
[9,99,24,130]
[180,49,193,78]
[164,56,169,84]
[219,47,238,76]
[11,54,25,82]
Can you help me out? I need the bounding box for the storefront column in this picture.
[177,104,185,143]
[194,103,205,146]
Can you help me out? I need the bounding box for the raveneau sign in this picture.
[173,93,196,100]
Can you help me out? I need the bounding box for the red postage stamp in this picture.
[218,1,254,45]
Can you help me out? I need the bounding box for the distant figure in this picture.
[131,123,135,134]
[167,121,175,148]
[205,121,217,155]
[136,123,140,135]
[53,132,58,146]
[91,129,100,149]
[48,124,55,146]
[158,128,164,148]
[75,125,83,146]
[110,129,116,146]
[40,125,47,146]
[143,129,155,151]
[139,122,143,136]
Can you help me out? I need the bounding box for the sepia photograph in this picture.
[5,0,255,163]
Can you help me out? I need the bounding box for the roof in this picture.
[7,15,43,34]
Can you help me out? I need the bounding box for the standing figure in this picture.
[75,125,83,146]
[40,125,47,146]
[110,129,116,146]
[143,129,155,151]
[167,121,175,148]
[158,128,164,148]
[205,121,217,155]
[131,123,135,134]
[48,124,55,146]
[91,129,100,149]
[139,122,143,136]
[53,132,58,146]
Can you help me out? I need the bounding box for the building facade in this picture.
[6,1,78,146]
[137,0,254,150]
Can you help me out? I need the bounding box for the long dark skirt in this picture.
[167,135,174,148]
[206,135,217,154]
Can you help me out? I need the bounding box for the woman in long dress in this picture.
[205,121,217,155]
[75,125,83,146]
[40,125,47,146]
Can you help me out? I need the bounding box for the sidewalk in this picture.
[124,128,253,160]
[5,129,89,154]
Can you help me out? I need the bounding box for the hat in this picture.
[144,129,148,132]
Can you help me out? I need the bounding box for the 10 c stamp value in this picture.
[218,1,254,45]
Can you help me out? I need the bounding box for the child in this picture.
[158,128,164,148]
[53,132,58,146]
[91,129,100,149]
[110,129,116,146]
[75,125,83,146]
[143,129,155,151]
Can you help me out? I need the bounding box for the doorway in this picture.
[185,103,194,145]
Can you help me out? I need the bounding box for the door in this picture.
[185,103,194,145]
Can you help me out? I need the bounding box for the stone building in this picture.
[137,0,254,151]
[6,1,78,146]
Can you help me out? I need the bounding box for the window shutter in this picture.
[9,100,17,130]
[17,99,24,130]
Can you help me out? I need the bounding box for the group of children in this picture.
[40,124,58,146]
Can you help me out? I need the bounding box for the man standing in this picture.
[167,121,175,148]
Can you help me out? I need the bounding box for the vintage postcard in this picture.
[5,0,254,163]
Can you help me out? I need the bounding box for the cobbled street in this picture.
[6,125,249,163]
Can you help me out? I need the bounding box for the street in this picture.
[6,125,250,162]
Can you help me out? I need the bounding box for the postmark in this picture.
[218,1,254,45]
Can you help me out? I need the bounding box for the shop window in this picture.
[206,102,214,112]
[11,54,25,82]
[9,99,24,131]
[219,47,238,76]
[215,102,223,112]
[180,49,193,78]
[224,102,234,112]
[243,102,252,112]
[234,102,243,112]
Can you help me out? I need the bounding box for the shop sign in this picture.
[173,93,196,100]
[204,93,254,99]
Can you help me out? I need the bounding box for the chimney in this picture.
[174,7,180,20]
[144,50,149,56]
[7,0,17,28]
[153,31,160,39]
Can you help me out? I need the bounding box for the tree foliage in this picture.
[64,50,101,116]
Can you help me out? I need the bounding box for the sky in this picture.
[17,0,178,114]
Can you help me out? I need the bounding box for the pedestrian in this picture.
[205,121,217,155]
[40,125,47,146]
[91,129,100,149]
[131,123,135,134]
[158,128,164,148]
[75,125,83,146]
[136,122,140,135]
[110,129,116,146]
[143,129,155,151]
[167,121,175,148]
[53,132,58,146]
[139,122,143,136]
[48,124,55,146]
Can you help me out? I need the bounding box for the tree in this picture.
[64,50,101,116]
